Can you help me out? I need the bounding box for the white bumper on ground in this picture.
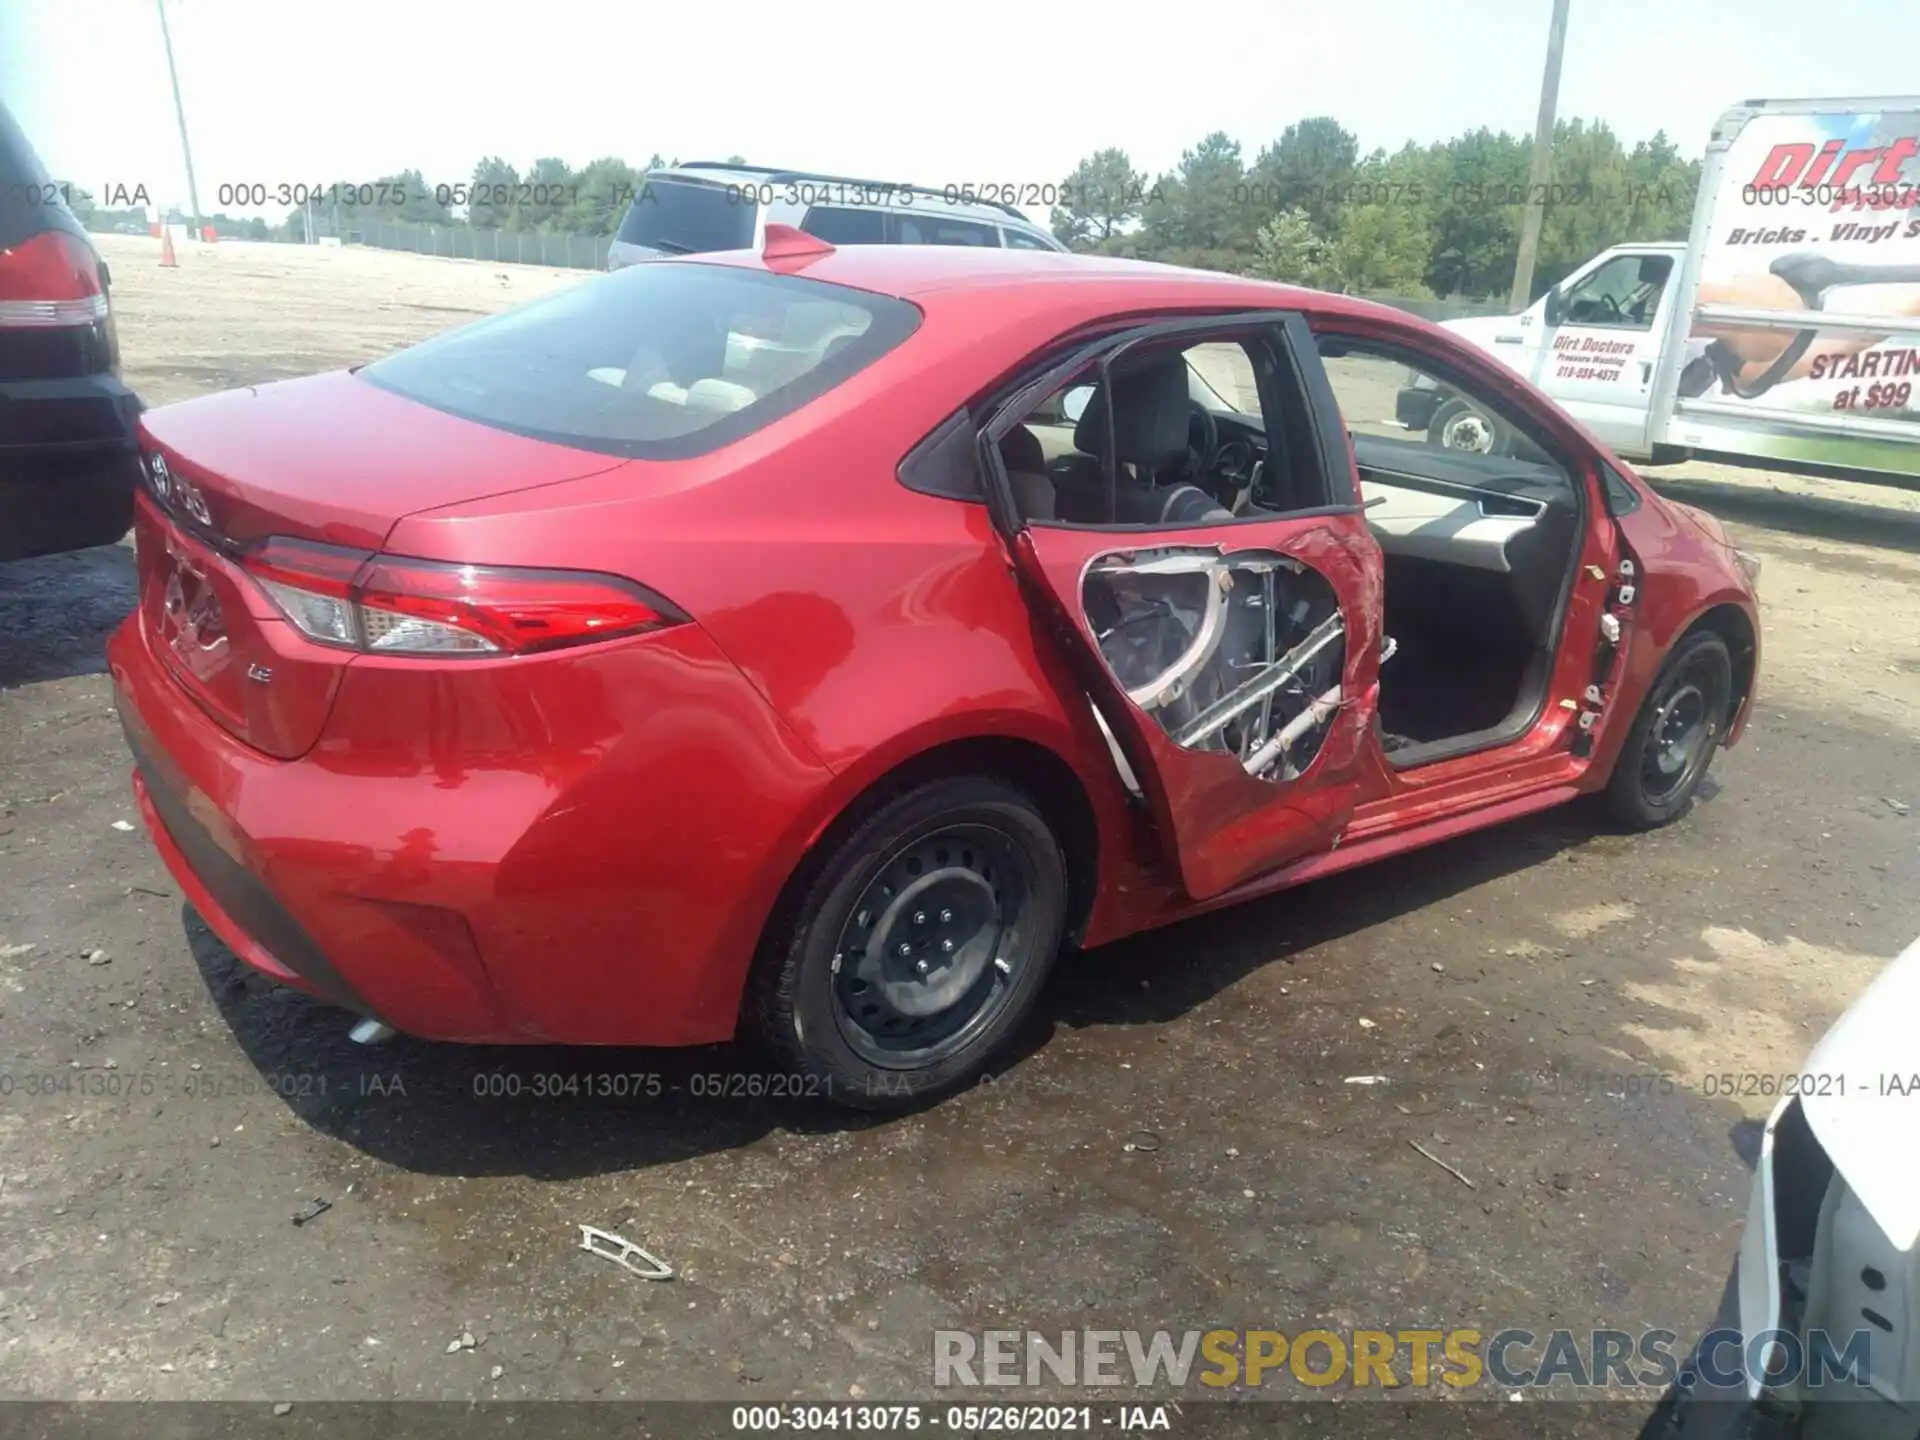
[1671,937,1920,1439]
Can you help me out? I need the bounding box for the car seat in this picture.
[999,424,1056,520]
[1052,353,1231,524]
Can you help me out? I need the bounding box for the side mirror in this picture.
[1542,286,1567,327]
[1061,384,1094,425]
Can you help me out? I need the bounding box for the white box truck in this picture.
[1407,96,1920,481]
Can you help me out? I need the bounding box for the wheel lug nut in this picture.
[939,909,953,923]
[913,911,926,925]
[897,942,912,957]
[915,959,929,976]
[941,939,955,954]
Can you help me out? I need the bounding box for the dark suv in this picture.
[0,101,141,562]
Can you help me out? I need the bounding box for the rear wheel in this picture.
[1603,630,1733,829]
[748,776,1066,1110]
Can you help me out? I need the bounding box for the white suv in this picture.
[606,163,1066,269]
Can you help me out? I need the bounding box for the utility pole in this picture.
[156,0,204,237]
[1509,0,1571,310]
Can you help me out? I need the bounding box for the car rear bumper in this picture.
[123,715,373,1014]
[107,599,837,1047]
[0,371,141,561]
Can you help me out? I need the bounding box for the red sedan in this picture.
[108,230,1761,1107]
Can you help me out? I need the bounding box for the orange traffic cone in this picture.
[160,229,177,268]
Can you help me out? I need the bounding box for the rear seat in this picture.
[999,424,1056,520]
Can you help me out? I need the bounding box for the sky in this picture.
[4,0,1919,221]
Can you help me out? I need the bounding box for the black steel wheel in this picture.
[1604,630,1733,829]
[831,822,1039,1067]
[749,775,1066,1110]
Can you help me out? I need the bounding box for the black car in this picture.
[0,100,141,563]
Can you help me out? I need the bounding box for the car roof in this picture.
[649,163,1051,231]
[0,100,84,250]
[687,243,1423,330]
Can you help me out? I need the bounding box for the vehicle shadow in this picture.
[182,911,890,1182]
[184,791,1645,1181]
[1645,472,1920,556]
[1039,799,1598,1033]
[1729,1117,1766,1170]
[0,541,137,687]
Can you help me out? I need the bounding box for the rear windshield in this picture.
[361,262,921,459]
[614,179,755,254]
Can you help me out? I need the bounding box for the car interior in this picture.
[999,333,1585,770]
[1559,253,1673,328]
[581,292,876,422]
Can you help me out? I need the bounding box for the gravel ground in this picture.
[1,236,1916,1426]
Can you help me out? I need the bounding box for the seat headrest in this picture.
[1073,353,1191,469]
[998,424,1045,476]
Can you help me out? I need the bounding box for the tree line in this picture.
[63,154,733,243]
[1051,116,1700,299]
[65,117,1699,301]
[228,157,681,240]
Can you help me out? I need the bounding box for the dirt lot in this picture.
[2,235,1918,1424]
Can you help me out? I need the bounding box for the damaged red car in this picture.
[108,231,1761,1107]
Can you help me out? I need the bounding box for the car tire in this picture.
[748,775,1067,1111]
[1426,397,1511,456]
[1603,630,1734,830]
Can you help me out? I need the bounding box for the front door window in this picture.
[1559,254,1673,331]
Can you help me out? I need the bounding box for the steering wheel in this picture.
[1597,293,1623,321]
[1183,401,1220,482]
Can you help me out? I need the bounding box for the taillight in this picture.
[239,538,684,657]
[246,538,368,648]
[0,231,110,329]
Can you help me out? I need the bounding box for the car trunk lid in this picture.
[140,369,628,549]
[136,370,627,757]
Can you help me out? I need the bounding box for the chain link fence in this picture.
[298,220,1516,316]
[311,218,613,270]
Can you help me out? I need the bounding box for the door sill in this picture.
[1384,650,1551,771]
[1191,781,1583,918]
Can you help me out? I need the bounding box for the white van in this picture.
[1411,97,1920,481]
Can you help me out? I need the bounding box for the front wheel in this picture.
[1603,630,1734,829]
[747,775,1067,1110]
[1426,396,1512,456]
